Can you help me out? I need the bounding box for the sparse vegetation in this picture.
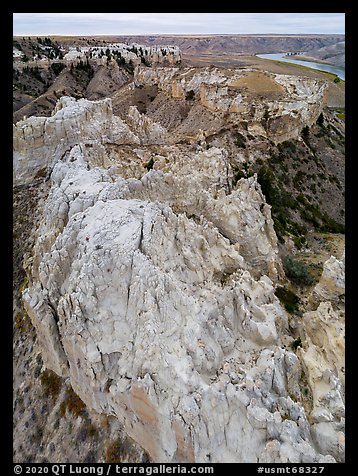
[15,310,30,333]
[71,59,94,84]
[87,422,98,437]
[105,436,134,463]
[256,165,307,247]
[301,125,310,140]
[50,62,66,76]
[141,56,151,67]
[40,369,62,401]
[316,112,324,126]
[23,65,45,83]
[252,123,344,248]
[36,37,64,59]
[275,286,300,313]
[124,59,135,74]
[235,132,247,148]
[283,255,314,286]
[59,385,87,418]
[291,337,302,351]
[144,157,155,171]
[186,89,195,100]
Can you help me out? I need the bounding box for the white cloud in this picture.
[13,12,345,36]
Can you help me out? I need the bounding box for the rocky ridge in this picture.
[64,43,181,66]
[14,84,344,463]
[133,67,327,144]
[14,67,327,185]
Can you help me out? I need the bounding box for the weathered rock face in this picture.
[312,252,345,304]
[86,61,132,101]
[13,97,167,186]
[134,67,327,143]
[16,95,343,463]
[293,252,345,463]
[63,43,181,66]
[299,301,345,462]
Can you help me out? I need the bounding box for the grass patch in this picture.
[269,59,344,82]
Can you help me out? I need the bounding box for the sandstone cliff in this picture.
[133,67,327,143]
[14,93,344,463]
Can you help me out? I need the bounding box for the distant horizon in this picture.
[13,33,345,38]
[13,13,345,36]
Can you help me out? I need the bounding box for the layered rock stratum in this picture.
[14,66,345,463]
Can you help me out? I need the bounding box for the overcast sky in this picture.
[13,13,345,36]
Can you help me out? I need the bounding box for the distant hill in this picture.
[303,41,345,67]
[108,34,345,56]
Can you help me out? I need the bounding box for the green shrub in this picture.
[235,132,247,148]
[144,157,154,171]
[275,286,300,313]
[257,166,276,204]
[278,140,296,155]
[319,213,345,233]
[50,62,66,76]
[233,162,252,185]
[291,337,302,350]
[140,56,151,66]
[293,235,306,249]
[302,126,310,138]
[186,90,195,100]
[71,59,94,83]
[283,255,314,285]
[316,112,324,126]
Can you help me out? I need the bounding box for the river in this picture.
[256,53,345,81]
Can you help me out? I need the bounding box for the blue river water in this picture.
[256,53,345,81]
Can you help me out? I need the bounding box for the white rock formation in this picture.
[13,48,23,58]
[290,252,345,463]
[15,95,343,463]
[299,302,345,462]
[134,67,327,143]
[312,252,345,303]
[64,43,181,66]
[13,97,167,186]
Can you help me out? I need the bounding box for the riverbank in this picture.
[287,53,333,65]
[256,53,345,81]
[182,53,344,108]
